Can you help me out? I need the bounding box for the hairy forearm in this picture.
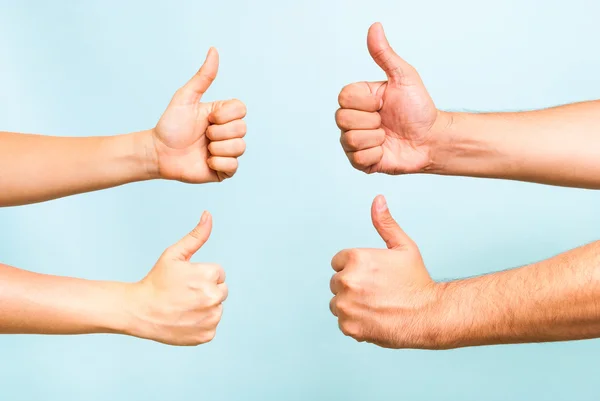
[430,101,600,188]
[435,241,600,348]
[0,263,133,335]
[0,130,158,206]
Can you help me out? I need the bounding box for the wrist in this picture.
[430,280,481,349]
[86,281,138,336]
[409,281,457,349]
[423,111,460,175]
[115,280,158,341]
[425,111,506,178]
[133,129,160,180]
[412,280,473,350]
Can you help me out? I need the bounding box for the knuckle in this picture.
[206,125,217,140]
[208,291,223,306]
[233,99,247,116]
[221,285,229,302]
[198,330,216,344]
[204,263,221,277]
[209,306,223,325]
[345,249,362,265]
[340,275,362,293]
[236,119,247,135]
[339,320,362,339]
[329,274,337,293]
[351,152,366,167]
[236,139,247,155]
[338,84,357,106]
[335,298,352,315]
[329,297,336,314]
[343,132,359,150]
[204,292,221,307]
[229,159,239,173]
[335,109,345,127]
[338,92,349,108]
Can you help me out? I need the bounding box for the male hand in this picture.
[152,48,247,183]
[126,211,227,346]
[329,195,447,349]
[336,23,449,175]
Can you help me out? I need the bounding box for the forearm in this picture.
[0,263,133,335]
[430,101,600,188]
[0,130,158,206]
[435,241,600,348]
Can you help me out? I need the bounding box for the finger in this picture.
[335,109,381,131]
[329,296,339,317]
[195,263,226,283]
[338,83,383,111]
[371,195,412,249]
[329,274,341,295]
[183,47,219,99]
[367,22,413,85]
[207,157,238,177]
[331,249,352,272]
[217,283,228,302]
[340,129,385,152]
[206,120,247,141]
[346,146,383,172]
[208,99,247,125]
[208,138,246,158]
[168,211,212,261]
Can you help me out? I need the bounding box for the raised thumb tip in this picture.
[367,22,388,49]
[374,194,388,214]
[371,195,409,249]
[199,210,209,225]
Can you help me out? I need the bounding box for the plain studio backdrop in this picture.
[1,1,600,400]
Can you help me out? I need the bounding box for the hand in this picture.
[335,23,450,175]
[126,211,227,346]
[329,195,446,349]
[152,48,247,183]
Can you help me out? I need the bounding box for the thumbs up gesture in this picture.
[125,211,227,346]
[329,196,447,349]
[336,23,449,175]
[151,48,247,183]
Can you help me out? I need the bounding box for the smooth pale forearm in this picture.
[0,263,133,335]
[430,101,600,188]
[0,130,158,206]
[433,241,600,348]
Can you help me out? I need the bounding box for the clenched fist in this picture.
[329,195,447,349]
[336,23,450,175]
[126,211,227,346]
[151,48,247,183]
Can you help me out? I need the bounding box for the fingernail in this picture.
[376,195,388,212]
[200,211,208,225]
[379,98,384,110]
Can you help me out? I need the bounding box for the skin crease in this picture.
[0,47,247,207]
[332,22,600,349]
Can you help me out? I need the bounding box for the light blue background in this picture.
[1,1,600,400]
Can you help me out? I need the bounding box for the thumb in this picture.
[182,47,219,100]
[371,195,412,249]
[168,211,213,261]
[367,22,411,84]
